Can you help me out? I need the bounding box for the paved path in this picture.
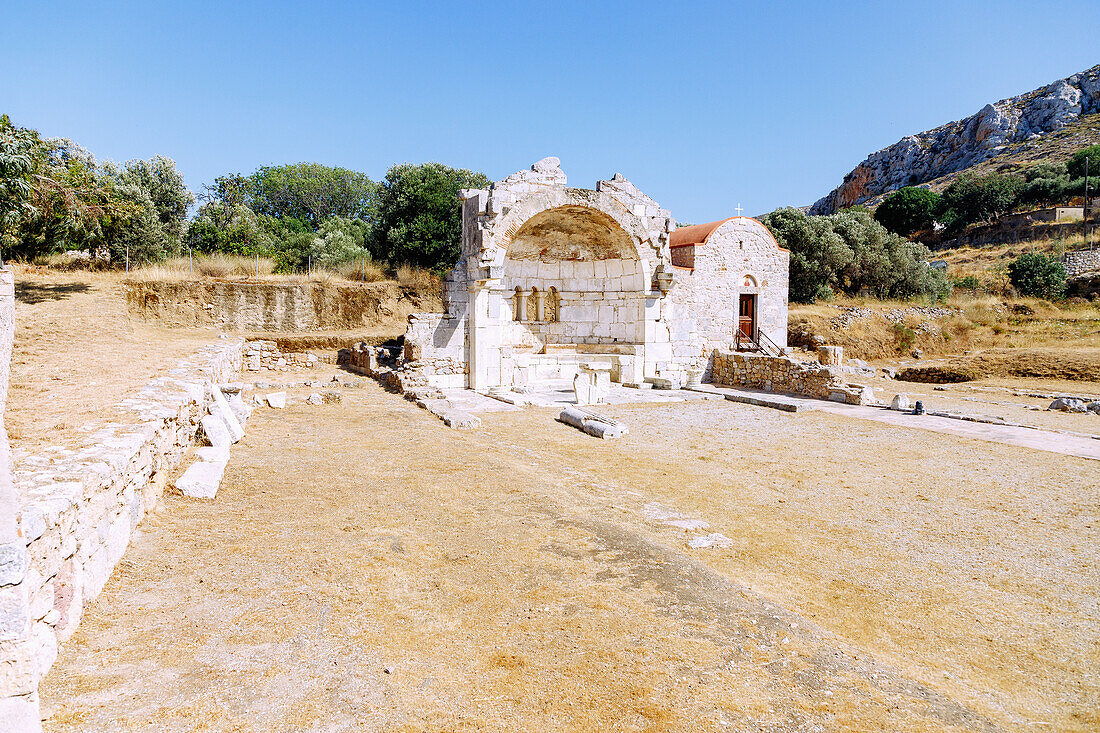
[705,386,1100,461]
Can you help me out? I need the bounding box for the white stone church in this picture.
[403,157,789,391]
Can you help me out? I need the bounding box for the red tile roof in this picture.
[669,218,734,248]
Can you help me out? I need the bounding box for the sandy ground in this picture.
[8,267,216,450]
[38,370,1100,732]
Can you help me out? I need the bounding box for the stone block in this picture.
[890,393,911,411]
[210,388,244,442]
[200,415,232,447]
[227,393,251,426]
[0,543,29,587]
[0,583,30,640]
[817,346,844,366]
[174,448,230,499]
[0,692,41,732]
[266,392,287,409]
[442,411,480,429]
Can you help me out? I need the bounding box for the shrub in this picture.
[760,207,950,303]
[1008,252,1067,300]
[1068,145,1100,179]
[874,186,941,236]
[938,173,1023,228]
[950,275,983,290]
[891,322,917,354]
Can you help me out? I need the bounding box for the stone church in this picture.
[403,157,789,391]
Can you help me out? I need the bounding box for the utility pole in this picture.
[1085,155,1091,250]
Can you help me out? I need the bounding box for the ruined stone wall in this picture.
[1064,248,1100,277]
[711,350,843,399]
[1,330,243,730]
[669,219,789,378]
[125,279,435,331]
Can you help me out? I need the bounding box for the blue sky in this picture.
[1,1,1097,222]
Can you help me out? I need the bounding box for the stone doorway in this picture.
[738,293,756,340]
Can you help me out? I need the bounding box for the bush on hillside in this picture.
[938,174,1023,228]
[1068,144,1100,179]
[1008,252,1067,300]
[760,207,950,303]
[873,186,941,236]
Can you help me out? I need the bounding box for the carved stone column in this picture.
[515,290,531,322]
[534,290,547,322]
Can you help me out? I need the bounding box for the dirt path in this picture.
[38,376,1099,732]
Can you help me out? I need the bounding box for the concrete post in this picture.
[0,268,41,732]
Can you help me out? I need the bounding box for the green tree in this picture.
[1008,252,1067,299]
[873,186,941,236]
[760,207,948,303]
[1067,145,1100,179]
[1023,161,1067,182]
[0,114,40,256]
[1019,175,1070,208]
[117,156,193,240]
[938,174,1023,227]
[249,163,378,227]
[309,216,372,268]
[372,163,490,269]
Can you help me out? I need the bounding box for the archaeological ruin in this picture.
[400,157,790,392]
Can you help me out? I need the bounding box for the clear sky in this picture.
[2,1,1097,222]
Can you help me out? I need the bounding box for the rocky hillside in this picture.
[811,65,1100,214]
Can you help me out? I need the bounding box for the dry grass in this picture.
[130,254,276,281]
[30,251,113,271]
[789,293,1100,369]
[938,231,1095,292]
[334,259,388,283]
[395,263,439,291]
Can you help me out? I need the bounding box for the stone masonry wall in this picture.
[711,350,844,399]
[1063,249,1100,277]
[670,219,789,379]
[125,279,428,332]
[1,332,243,730]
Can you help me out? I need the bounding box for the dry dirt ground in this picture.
[8,266,216,450]
[38,372,1099,732]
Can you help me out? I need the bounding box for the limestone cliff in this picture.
[810,65,1100,214]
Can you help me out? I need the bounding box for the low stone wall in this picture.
[1064,248,1100,277]
[710,350,844,400]
[1,337,243,729]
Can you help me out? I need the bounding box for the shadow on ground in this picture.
[16,281,91,304]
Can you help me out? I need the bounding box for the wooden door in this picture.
[738,294,756,339]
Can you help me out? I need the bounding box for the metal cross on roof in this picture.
[735,203,744,217]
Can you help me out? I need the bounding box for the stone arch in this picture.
[505,205,640,262]
[485,189,659,270]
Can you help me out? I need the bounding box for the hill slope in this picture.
[811,65,1100,214]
